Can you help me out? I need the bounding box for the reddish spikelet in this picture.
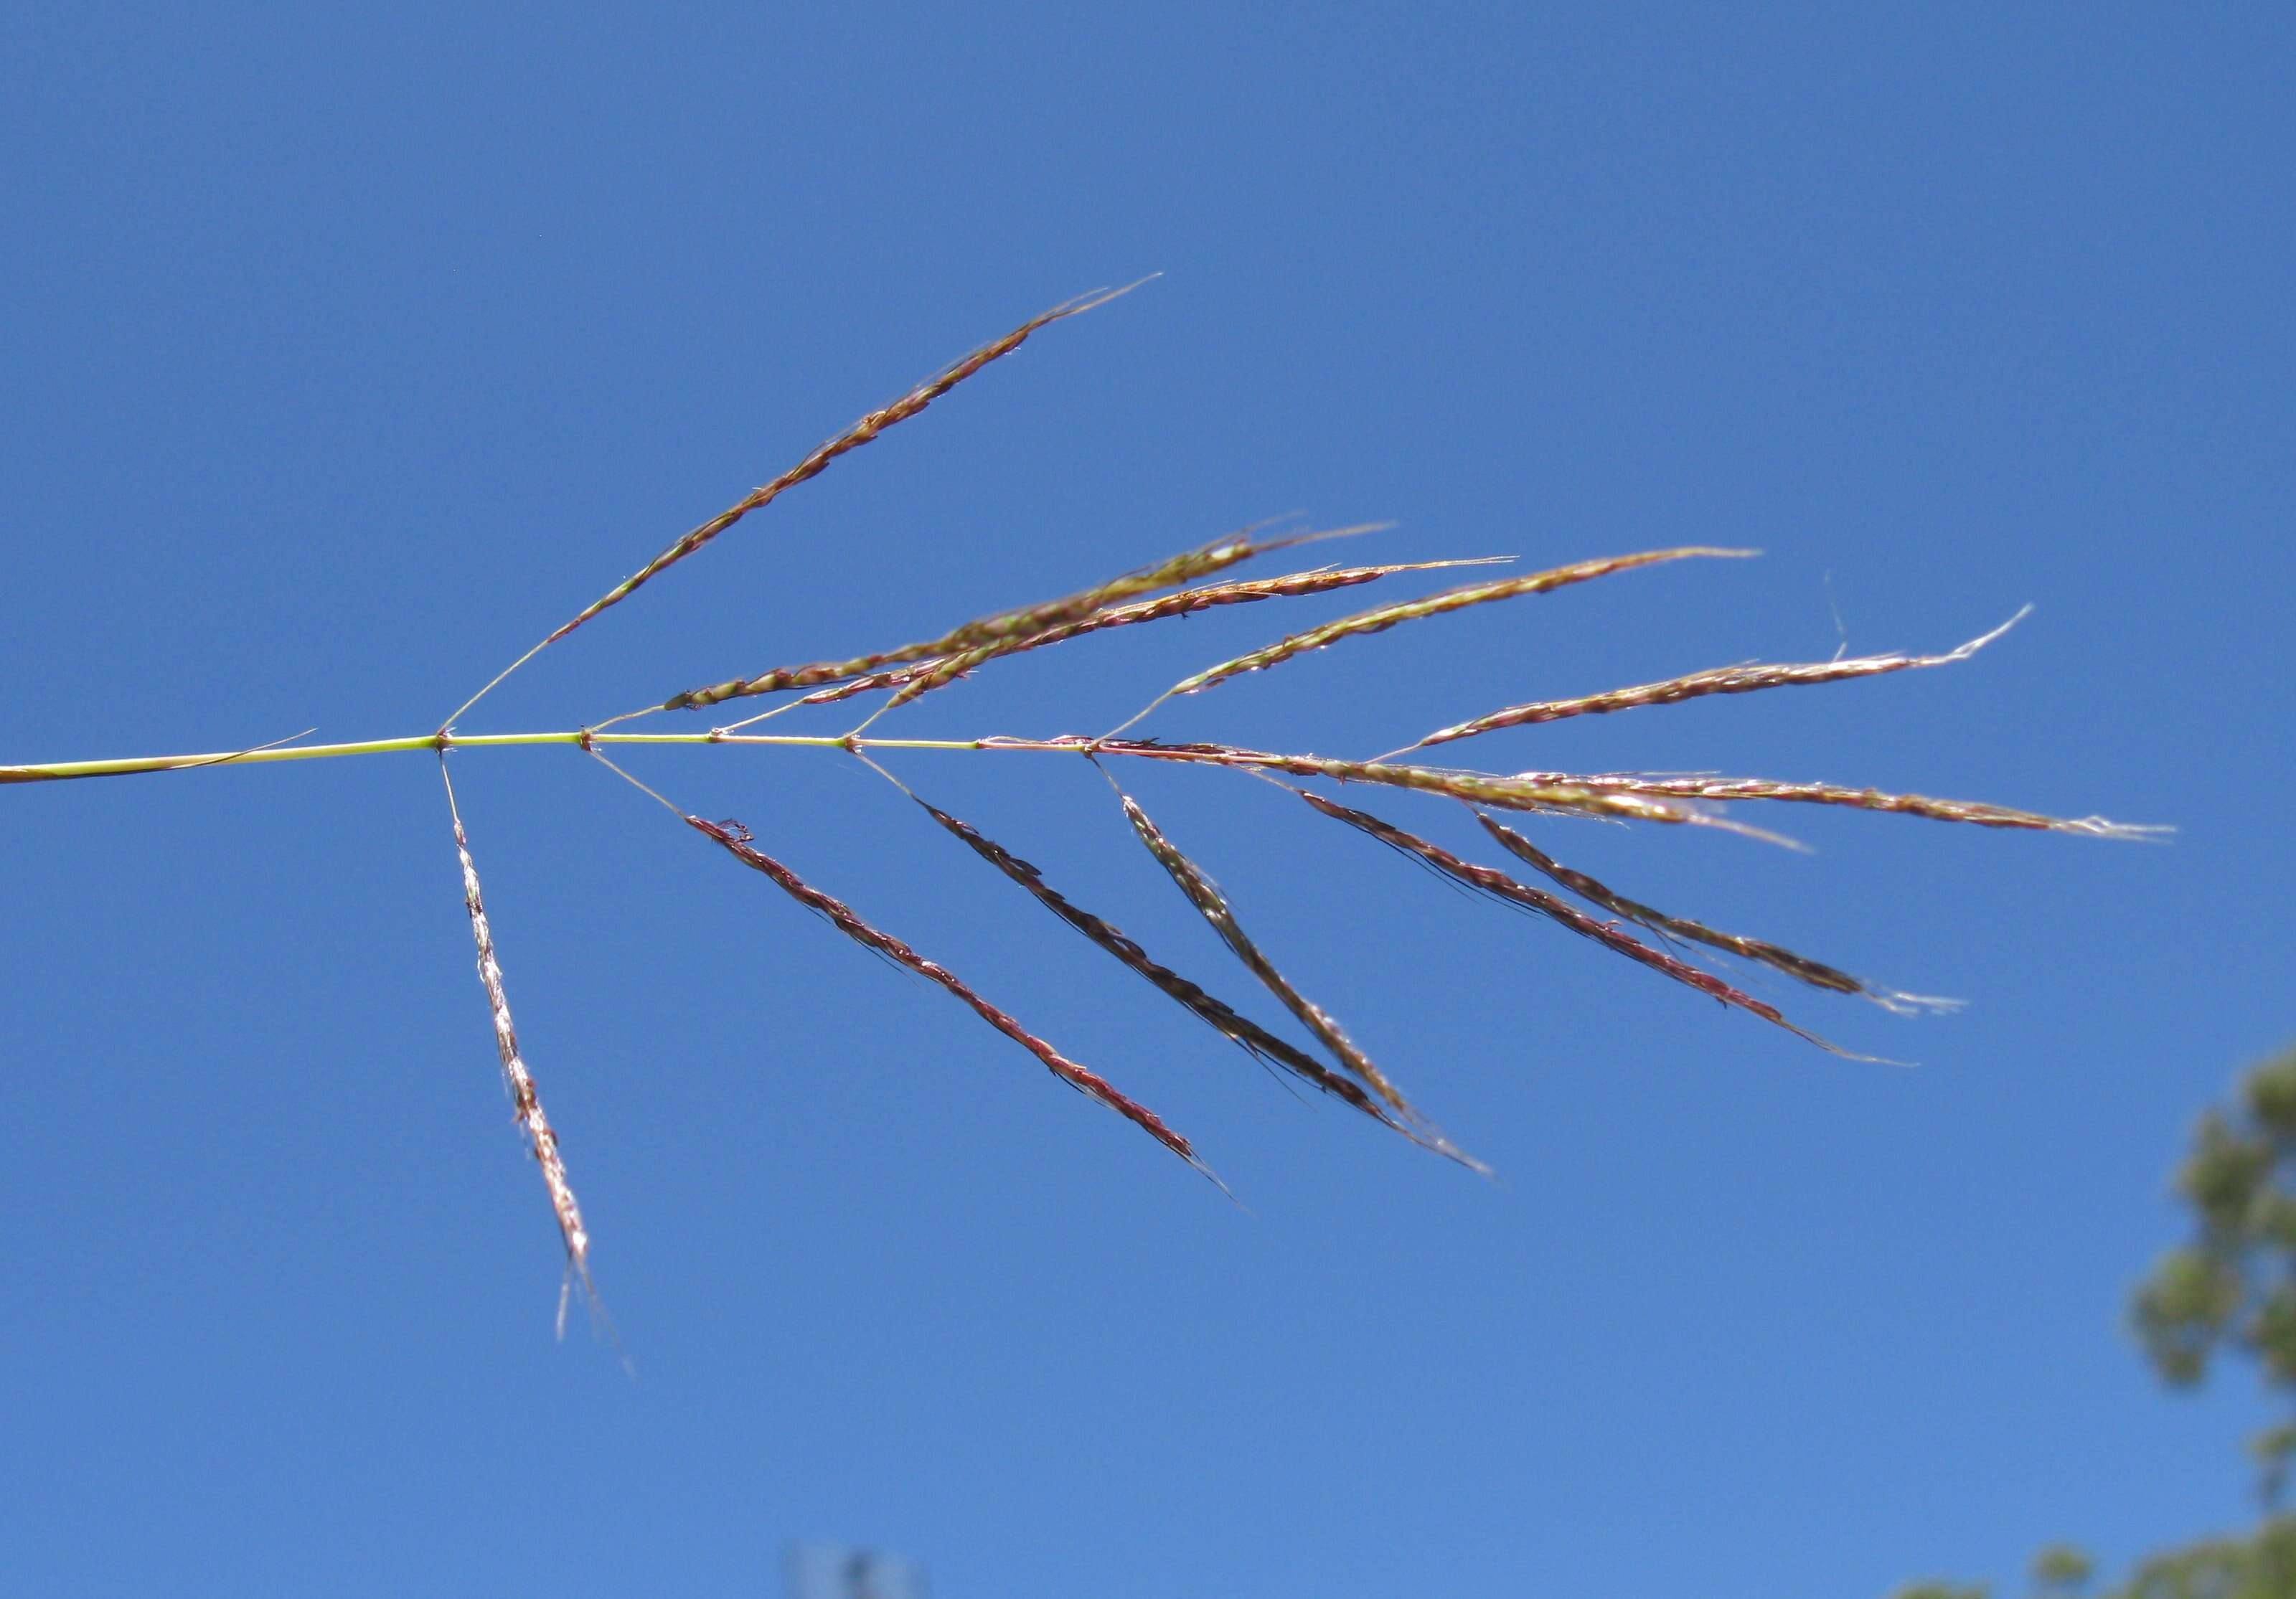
[1498,772,2160,836]
[545,283,1144,648]
[441,769,593,1310]
[910,793,1484,1170]
[1106,778,1422,1118]
[661,524,1396,714]
[1472,813,1954,1015]
[1401,611,2028,754]
[1293,789,1872,1058]
[683,812,1213,1180]
[1081,740,1773,833]
[1152,547,1751,702]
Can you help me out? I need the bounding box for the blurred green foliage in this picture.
[1886,1046,2296,1598]
[2132,1047,2296,1461]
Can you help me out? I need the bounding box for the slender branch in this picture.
[438,280,1152,732]
[0,730,1083,782]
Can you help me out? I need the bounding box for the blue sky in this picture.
[2,5,2290,1595]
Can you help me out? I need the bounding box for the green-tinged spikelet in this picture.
[656,522,1369,714]
[866,557,1507,718]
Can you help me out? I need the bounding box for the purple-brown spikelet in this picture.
[908,793,1483,1170]
[1149,547,1753,703]
[1399,611,2028,754]
[1472,813,1952,1015]
[545,283,1144,648]
[440,767,593,1309]
[1105,777,1422,1119]
[1293,789,1869,1058]
[683,811,1213,1180]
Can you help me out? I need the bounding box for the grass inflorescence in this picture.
[1,283,2161,1331]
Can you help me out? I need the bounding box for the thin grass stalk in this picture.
[900,788,1483,1170]
[1290,787,1872,1059]
[439,760,594,1324]
[1397,608,2031,755]
[1110,546,1754,733]
[679,810,1215,1182]
[1472,813,1955,1016]
[0,727,324,783]
[1104,773,1423,1119]
[656,522,1377,714]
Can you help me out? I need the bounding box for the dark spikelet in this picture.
[1473,813,1955,1015]
[682,811,1213,1179]
[1500,772,2163,837]
[1401,610,2028,754]
[1150,547,1751,703]
[546,283,1146,649]
[909,794,1482,1169]
[1292,788,1875,1060]
[662,522,1378,714]
[1104,776,1422,1118]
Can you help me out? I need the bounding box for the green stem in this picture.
[0,730,1085,785]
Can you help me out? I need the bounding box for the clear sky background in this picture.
[3,6,2290,1595]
